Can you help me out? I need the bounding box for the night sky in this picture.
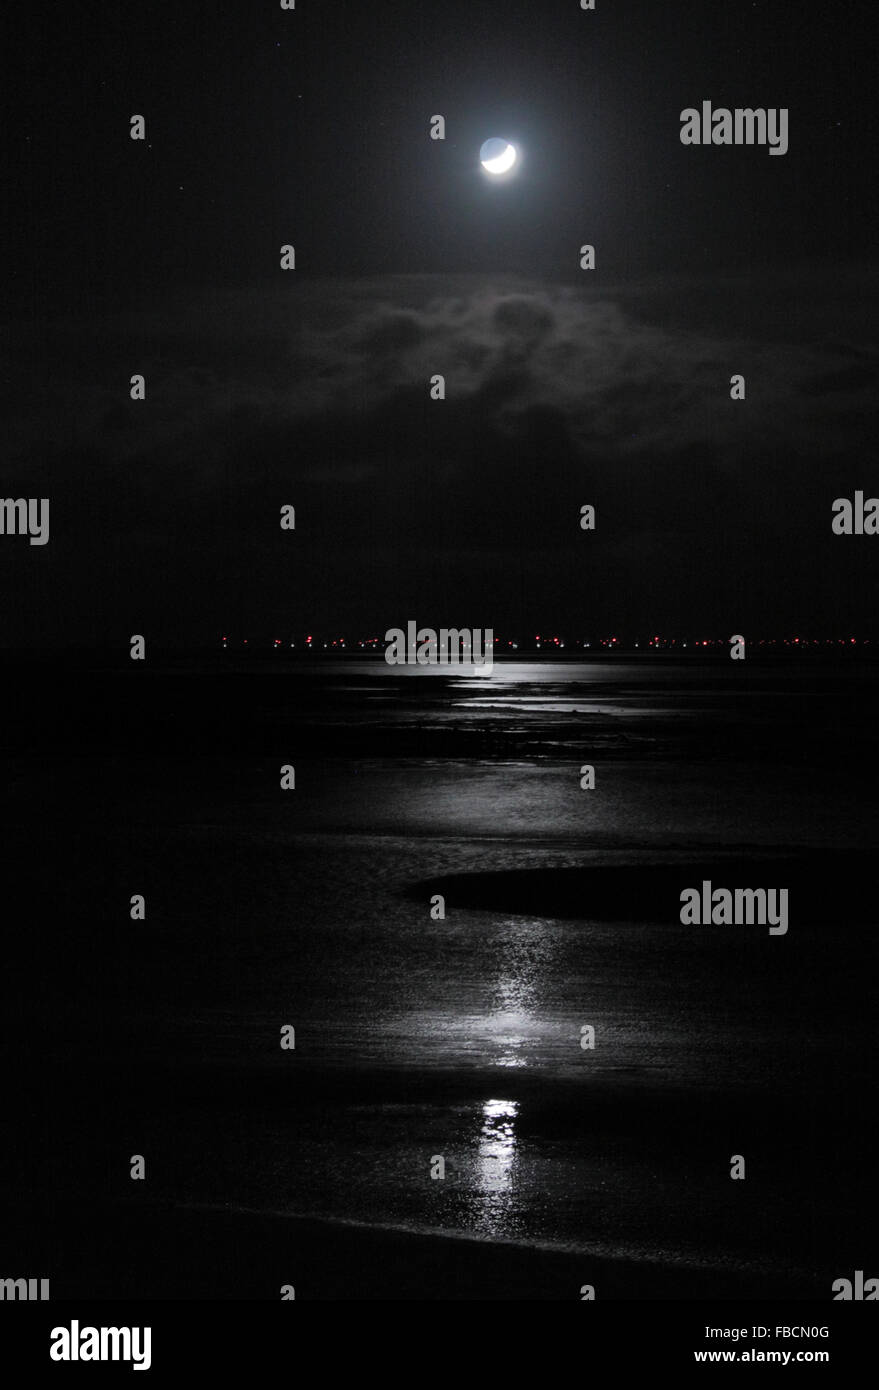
[3,0,877,647]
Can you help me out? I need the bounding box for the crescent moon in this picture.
[481,142,517,175]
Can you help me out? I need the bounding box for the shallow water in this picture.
[3,658,876,1291]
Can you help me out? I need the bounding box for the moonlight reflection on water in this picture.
[475,1098,520,1236]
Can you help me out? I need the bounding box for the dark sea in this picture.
[2,656,876,1298]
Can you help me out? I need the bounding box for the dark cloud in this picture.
[357,311,426,357]
[2,266,877,644]
[800,365,877,396]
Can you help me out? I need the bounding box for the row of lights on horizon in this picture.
[219,635,871,649]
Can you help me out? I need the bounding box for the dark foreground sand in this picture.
[4,1201,824,1301]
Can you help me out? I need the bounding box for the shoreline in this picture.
[5,1202,825,1301]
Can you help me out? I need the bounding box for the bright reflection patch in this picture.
[478,1098,519,1192]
